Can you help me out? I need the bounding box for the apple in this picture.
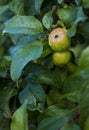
[52,50,71,65]
[49,28,71,51]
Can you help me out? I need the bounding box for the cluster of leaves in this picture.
[0,0,89,130]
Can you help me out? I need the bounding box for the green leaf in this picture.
[35,0,44,14]
[11,101,28,130]
[25,0,44,15]
[75,0,81,5]
[84,117,89,130]
[61,123,81,130]
[79,81,89,129]
[78,46,89,69]
[27,63,61,88]
[72,46,89,80]
[57,0,64,4]
[0,86,16,118]
[38,105,75,130]
[42,11,53,29]
[74,7,87,24]
[63,47,89,98]
[3,15,43,35]
[19,81,46,112]
[9,0,24,15]
[78,22,89,39]
[10,40,43,81]
[63,75,83,93]
[67,25,77,37]
[57,6,87,27]
[60,90,81,103]
[82,0,89,8]
[57,5,77,27]
[0,5,9,15]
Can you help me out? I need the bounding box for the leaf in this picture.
[11,101,28,130]
[0,86,16,118]
[42,11,53,29]
[79,81,89,129]
[63,75,83,93]
[71,46,89,81]
[38,105,75,130]
[10,33,44,56]
[60,90,81,103]
[57,0,64,4]
[82,0,89,8]
[10,40,43,81]
[67,25,77,37]
[0,5,9,15]
[78,46,89,68]
[75,0,81,5]
[61,123,81,130]
[74,7,87,24]
[27,63,61,88]
[3,15,43,35]
[57,6,87,27]
[84,117,89,130]
[19,82,46,112]
[9,0,24,15]
[78,22,89,39]
[25,0,44,15]
[57,5,77,27]
[35,0,44,14]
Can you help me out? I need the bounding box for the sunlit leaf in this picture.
[11,101,28,130]
[3,15,43,35]
[10,40,43,81]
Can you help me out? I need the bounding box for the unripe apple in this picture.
[52,50,71,65]
[49,28,71,51]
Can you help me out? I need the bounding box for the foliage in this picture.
[0,0,89,130]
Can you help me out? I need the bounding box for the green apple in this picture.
[49,28,71,51]
[52,50,71,65]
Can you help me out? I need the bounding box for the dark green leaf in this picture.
[78,22,89,39]
[82,0,89,8]
[0,86,16,118]
[38,105,75,130]
[3,15,43,35]
[27,63,61,88]
[60,90,81,103]
[84,117,89,130]
[70,47,89,81]
[25,0,44,15]
[61,123,81,130]
[0,118,10,130]
[19,82,46,112]
[10,40,43,81]
[79,81,89,129]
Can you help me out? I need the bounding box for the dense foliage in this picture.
[0,0,89,130]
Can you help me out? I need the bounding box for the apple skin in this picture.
[52,50,71,65]
[49,28,71,51]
